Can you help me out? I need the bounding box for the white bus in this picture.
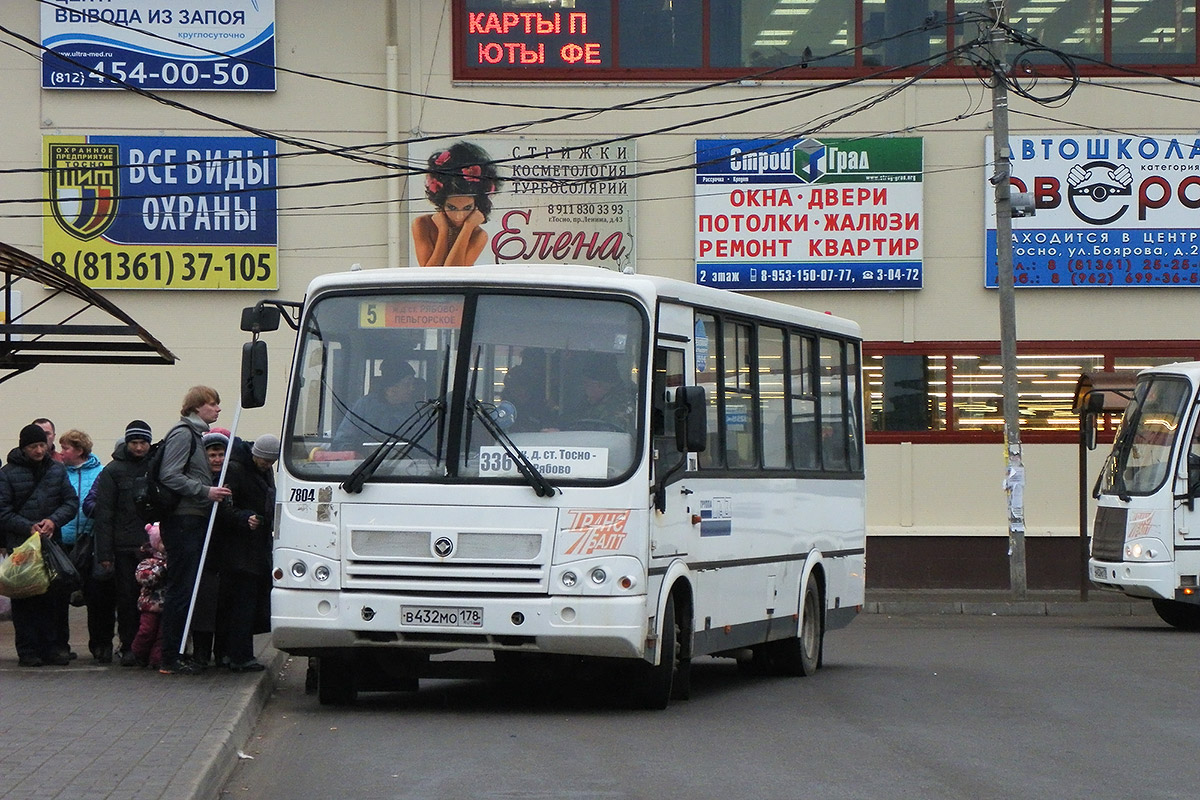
[242,264,866,707]
[1090,361,1200,629]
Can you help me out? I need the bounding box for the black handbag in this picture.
[43,537,82,592]
[69,531,94,575]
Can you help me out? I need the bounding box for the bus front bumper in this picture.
[1089,559,1174,601]
[270,588,650,659]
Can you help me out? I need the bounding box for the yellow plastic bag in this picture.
[0,532,50,599]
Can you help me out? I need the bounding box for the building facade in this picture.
[4,0,1199,589]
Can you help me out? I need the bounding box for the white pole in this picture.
[178,402,244,657]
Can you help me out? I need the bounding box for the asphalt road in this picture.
[221,613,1196,800]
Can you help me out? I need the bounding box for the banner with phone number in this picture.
[41,0,276,92]
[43,134,277,290]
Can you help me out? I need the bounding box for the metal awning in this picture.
[1072,371,1136,415]
[0,241,176,385]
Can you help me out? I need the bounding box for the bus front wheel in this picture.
[317,654,358,705]
[1152,598,1200,630]
[633,594,684,709]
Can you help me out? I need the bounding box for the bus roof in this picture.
[304,264,862,340]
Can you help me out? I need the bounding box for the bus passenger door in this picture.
[650,342,696,561]
[1176,410,1200,571]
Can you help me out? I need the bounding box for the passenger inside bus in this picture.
[332,360,429,451]
[501,353,559,433]
[564,352,636,432]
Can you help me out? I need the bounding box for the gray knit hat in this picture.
[251,434,280,461]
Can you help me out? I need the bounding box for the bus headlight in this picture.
[1124,539,1167,561]
[275,548,340,590]
[552,556,643,596]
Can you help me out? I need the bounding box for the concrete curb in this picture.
[865,598,1155,616]
[168,646,289,800]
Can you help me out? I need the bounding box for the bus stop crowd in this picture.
[0,385,278,675]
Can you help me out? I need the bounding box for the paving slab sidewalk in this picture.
[0,605,284,800]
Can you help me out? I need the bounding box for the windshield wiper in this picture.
[341,398,445,494]
[467,397,557,498]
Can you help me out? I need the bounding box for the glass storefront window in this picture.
[865,354,946,432]
[1111,1,1196,65]
[457,1,1200,78]
[865,343,1200,441]
[710,0,856,69]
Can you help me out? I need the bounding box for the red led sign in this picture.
[462,3,612,70]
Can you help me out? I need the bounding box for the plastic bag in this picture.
[43,537,82,592]
[0,533,51,599]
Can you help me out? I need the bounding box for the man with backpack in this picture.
[157,386,232,676]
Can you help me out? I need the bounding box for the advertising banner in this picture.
[41,0,276,91]
[43,135,278,290]
[694,137,924,291]
[986,134,1200,288]
[407,138,634,271]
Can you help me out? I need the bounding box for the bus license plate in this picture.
[401,606,483,627]
[1092,565,1107,580]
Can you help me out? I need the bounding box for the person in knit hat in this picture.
[218,433,279,672]
[91,419,155,666]
[0,422,78,666]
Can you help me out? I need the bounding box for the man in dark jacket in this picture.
[0,423,78,666]
[219,433,279,672]
[92,420,154,667]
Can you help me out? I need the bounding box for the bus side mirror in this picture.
[674,386,708,453]
[1082,391,1105,450]
[241,340,269,409]
[241,305,281,333]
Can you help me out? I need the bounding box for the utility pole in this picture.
[988,0,1028,599]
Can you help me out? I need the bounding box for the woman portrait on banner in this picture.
[412,142,503,267]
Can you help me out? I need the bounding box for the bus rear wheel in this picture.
[1152,598,1200,630]
[770,574,823,677]
[317,654,358,705]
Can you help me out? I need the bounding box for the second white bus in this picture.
[1090,360,1200,629]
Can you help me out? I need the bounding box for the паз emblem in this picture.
[49,143,119,241]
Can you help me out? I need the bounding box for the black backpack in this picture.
[132,424,197,523]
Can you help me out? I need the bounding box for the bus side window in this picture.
[790,333,819,470]
[695,313,721,469]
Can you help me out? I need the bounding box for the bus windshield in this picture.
[1100,375,1191,497]
[284,290,646,486]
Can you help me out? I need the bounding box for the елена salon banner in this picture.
[43,135,278,290]
[406,137,635,271]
